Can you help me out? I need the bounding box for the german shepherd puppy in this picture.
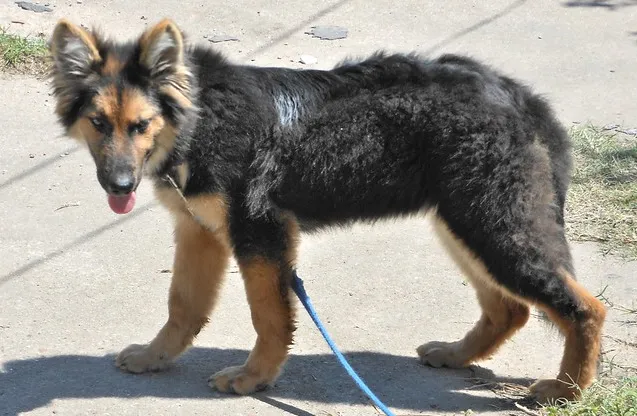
[49,19,606,402]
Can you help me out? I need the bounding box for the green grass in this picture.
[0,28,49,75]
[565,125,637,258]
[541,377,637,416]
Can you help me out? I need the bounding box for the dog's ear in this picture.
[139,19,186,77]
[138,19,193,109]
[50,19,101,78]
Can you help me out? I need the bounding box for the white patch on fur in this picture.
[484,83,514,108]
[274,91,302,126]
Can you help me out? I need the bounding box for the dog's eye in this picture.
[130,119,150,135]
[89,117,107,132]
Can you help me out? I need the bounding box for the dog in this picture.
[49,18,606,402]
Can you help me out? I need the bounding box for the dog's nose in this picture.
[109,173,135,195]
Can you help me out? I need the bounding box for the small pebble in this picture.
[305,26,348,40]
[207,34,239,43]
[29,154,35,158]
[15,1,53,13]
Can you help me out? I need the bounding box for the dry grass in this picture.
[0,28,49,76]
[541,377,637,416]
[565,125,637,259]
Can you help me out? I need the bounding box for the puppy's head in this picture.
[49,19,195,213]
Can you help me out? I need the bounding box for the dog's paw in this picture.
[529,379,579,404]
[209,365,273,395]
[417,341,466,368]
[115,343,170,373]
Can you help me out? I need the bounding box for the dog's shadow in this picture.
[0,347,535,415]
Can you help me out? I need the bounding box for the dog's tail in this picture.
[521,94,577,328]
[528,95,572,221]
[528,94,579,336]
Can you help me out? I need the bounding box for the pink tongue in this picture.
[107,192,137,214]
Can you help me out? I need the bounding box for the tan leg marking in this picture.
[530,270,606,403]
[418,216,530,367]
[116,212,230,373]
[211,216,299,394]
[210,257,296,394]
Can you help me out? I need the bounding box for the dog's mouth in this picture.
[97,166,142,215]
[97,151,149,214]
[107,192,137,214]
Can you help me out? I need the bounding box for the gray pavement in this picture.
[1,1,636,415]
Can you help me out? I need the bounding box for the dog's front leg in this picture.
[210,215,298,394]
[116,214,231,373]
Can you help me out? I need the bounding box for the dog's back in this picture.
[245,54,570,230]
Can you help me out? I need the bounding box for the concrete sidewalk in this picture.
[1,1,636,415]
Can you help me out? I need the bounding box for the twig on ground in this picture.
[514,402,541,416]
[604,334,637,349]
[54,201,81,211]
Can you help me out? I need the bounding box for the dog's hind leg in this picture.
[418,216,530,368]
[529,271,606,402]
[116,213,231,373]
[210,213,299,394]
[417,136,605,402]
[421,212,605,403]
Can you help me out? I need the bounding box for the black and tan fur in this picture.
[49,19,606,402]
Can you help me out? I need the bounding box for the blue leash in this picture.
[292,272,396,416]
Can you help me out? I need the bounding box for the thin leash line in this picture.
[164,174,197,218]
[292,272,396,416]
[165,174,218,233]
[165,174,395,415]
